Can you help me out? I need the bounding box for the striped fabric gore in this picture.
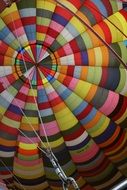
[0,0,127,190]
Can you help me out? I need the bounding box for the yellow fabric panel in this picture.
[19,142,38,150]
[37,0,56,11]
[43,78,48,84]
[87,67,102,84]
[37,33,46,42]
[55,106,78,130]
[91,117,110,137]
[74,80,91,99]
[2,116,20,128]
[70,16,86,34]
[104,18,120,43]
[118,43,127,65]
[8,85,18,95]
[38,70,48,84]
[57,0,77,13]
[22,116,38,125]
[65,93,82,110]
[28,89,37,96]
[107,12,127,41]
[41,137,64,148]
[25,103,37,110]
[94,47,103,66]
[0,3,17,17]
[37,17,51,27]
[81,32,93,49]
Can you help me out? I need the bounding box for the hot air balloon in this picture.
[0,0,127,189]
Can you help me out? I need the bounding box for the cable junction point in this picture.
[46,149,80,190]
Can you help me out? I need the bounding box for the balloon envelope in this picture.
[0,0,127,189]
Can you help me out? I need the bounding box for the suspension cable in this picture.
[1,3,81,190]
[1,78,48,189]
[10,12,51,150]
[10,11,80,190]
[1,72,48,152]
[46,149,80,190]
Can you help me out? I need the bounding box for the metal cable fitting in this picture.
[46,149,80,190]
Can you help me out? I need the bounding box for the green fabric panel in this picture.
[17,0,36,9]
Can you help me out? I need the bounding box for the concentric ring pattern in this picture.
[15,44,58,85]
[0,0,127,190]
